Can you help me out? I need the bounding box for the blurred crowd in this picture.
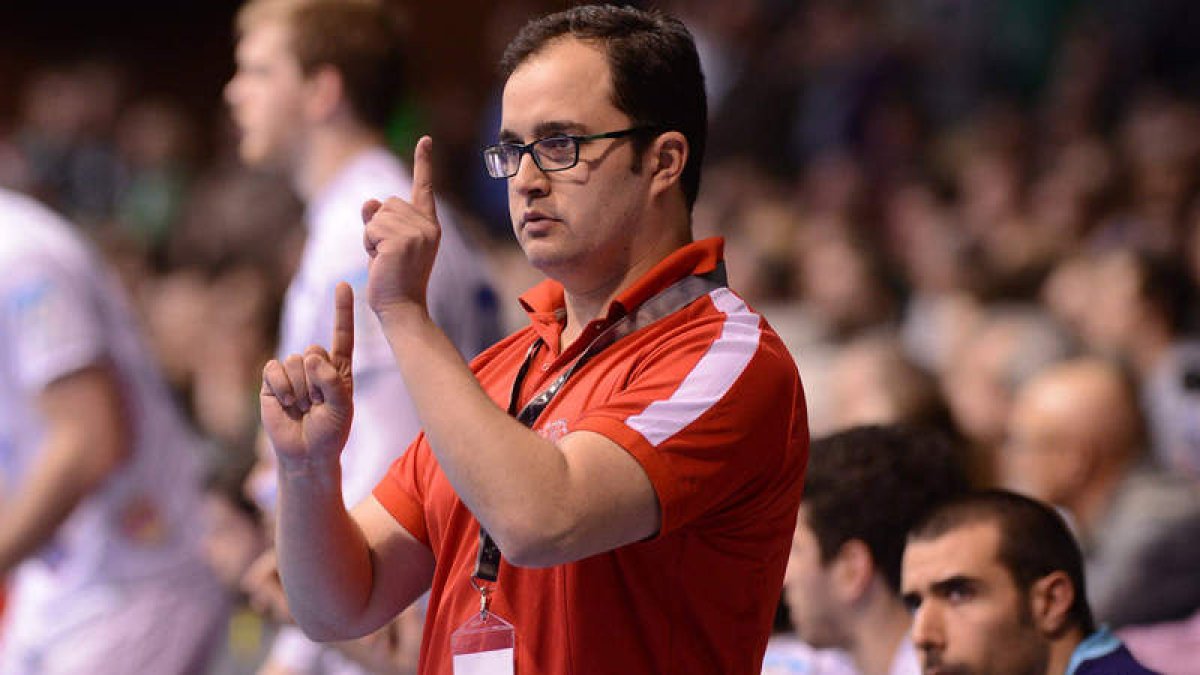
[3,0,1200,672]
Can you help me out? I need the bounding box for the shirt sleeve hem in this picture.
[372,480,431,549]
[570,417,683,538]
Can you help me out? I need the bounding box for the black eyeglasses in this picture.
[482,126,661,179]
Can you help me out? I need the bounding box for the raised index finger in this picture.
[411,135,438,221]
[331,281,355,365]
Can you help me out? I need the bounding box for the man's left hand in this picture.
[362,135,441,322]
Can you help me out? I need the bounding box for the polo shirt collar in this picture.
[518,237,725,349]
[1066,627,1122,675]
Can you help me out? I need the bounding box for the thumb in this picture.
[411,136,438,221]
[361,198,383,226]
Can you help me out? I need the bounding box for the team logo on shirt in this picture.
[538,419,569,444]
[6,278,72,347]
[118,494,169,546]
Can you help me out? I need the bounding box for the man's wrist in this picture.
[375,301,436,338]
[276,453,343,489]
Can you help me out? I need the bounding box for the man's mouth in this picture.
[522,210,555,223]
[521,211,559,233]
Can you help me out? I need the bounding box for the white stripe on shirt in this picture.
[626,288,762,447]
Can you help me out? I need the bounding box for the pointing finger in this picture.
[304,344,331,361]
[331,282,355,366]
[411,136,438,221]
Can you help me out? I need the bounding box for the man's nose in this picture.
[910,602,945,652]
[510,150,549,197]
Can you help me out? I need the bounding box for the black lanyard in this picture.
[471,265,726,583]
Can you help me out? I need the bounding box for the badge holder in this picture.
[450,578,515,675]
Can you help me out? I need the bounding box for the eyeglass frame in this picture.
[482,125,664,179]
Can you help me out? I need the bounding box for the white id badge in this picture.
[450,610,515,675]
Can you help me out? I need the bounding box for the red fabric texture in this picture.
[374,238,808,674]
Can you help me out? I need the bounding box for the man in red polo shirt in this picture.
[258,5,808,673]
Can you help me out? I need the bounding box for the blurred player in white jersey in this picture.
[0,187,226,674]
[223,0,501,672]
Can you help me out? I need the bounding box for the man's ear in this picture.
[305,64,344,122]
[1029,571,1075,637]
[830,538,876,603]
[647,130,688,199]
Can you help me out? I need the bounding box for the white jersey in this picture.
[274,147,501,509]
[0,189,221,671]
[889,635,920,675]
[759,634,918,675]
[760,635,858,675]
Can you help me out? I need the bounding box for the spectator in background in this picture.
[775,227,905,435]
[1004,357,1200,627]
[0,187,225,673]
[1119,608,1200,675]
[794,226,901,344]
[1041,252,1099,349]
[3,61,126,229]
[902,490,1157,674]
[942,304,1077,486]
[1091,94,1199,256]
[1077,248,1200,479]
[888,180,982,375]
[112,99,197,259]
[823,331,956,438]
[222,0,502,672]
[770,425,968,675]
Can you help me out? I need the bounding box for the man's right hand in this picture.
[260,282,356,463]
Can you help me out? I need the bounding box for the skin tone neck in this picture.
[1066,456,1128,535]
[1047,628,1085,675]
[292,120,385,203]
[559,210,691,348]
[810,536,914,675]
[1125,317,1173,378]
[846,585,914,675]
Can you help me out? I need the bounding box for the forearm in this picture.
[263,283,434,637]
[275,456,378,640]
[1,365,132,573]
[377,307,580,564]
[0,430,114,572]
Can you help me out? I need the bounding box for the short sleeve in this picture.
[3,259,106,393]
[372,433,434,548]
[572,293,806,537]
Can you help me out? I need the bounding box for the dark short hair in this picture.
[499,4,707,210]
[908,489,1096,634]
[236,0,406,131]
[804,425,968,593]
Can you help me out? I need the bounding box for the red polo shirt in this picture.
[374,237,808,674]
